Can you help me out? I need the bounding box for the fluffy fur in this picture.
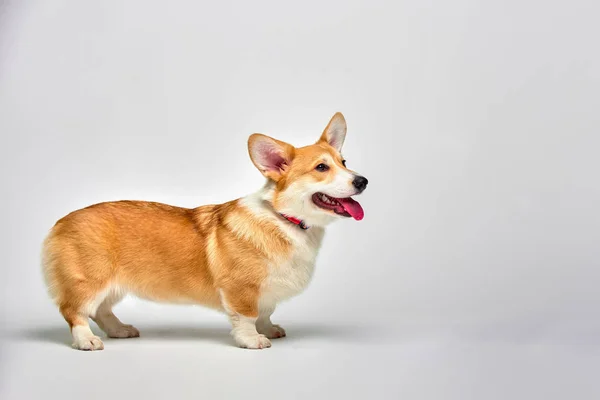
[41,112,368,350]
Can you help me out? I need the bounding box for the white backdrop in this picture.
[1,1,599,399]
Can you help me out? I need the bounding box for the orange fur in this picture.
[41,112,367,350]
[43,200,291,325]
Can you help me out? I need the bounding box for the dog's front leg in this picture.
[220,289,271,349]
[256,303,287,339]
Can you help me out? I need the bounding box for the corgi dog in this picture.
[41,112,368,350]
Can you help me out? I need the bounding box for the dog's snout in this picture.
[352,176,368,192]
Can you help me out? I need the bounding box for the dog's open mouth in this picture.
[312,193,364,221]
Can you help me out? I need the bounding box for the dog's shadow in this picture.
[15,325,232,347]
[13,323,366,348]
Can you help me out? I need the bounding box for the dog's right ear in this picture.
[318,112,347,152]
[248,134,295,182]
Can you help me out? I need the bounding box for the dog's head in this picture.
[248,112,368,227]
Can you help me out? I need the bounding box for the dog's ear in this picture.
[318,112,346,152]
[248,134,295,181]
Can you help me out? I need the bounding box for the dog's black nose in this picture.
[352,176,368,192]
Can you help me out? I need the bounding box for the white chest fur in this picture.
[260,231,323,306]
[240,189,326,308]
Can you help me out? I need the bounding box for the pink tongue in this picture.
[337,197,364,221]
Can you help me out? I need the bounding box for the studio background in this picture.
[1,1,599,399]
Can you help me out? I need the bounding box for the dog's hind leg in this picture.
[92,288,140,339]
[59,285,110,351]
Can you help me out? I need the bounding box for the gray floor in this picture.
[1,302,599,400]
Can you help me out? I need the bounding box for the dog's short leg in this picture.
[220,289,271,349]
[228,314,271,349]
[92,294,140,339]
[59,291,106,351]
[70,322,105,351]
[256,304,286,339]
[94,310,140,338]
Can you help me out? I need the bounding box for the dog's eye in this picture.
[342,159,347,167]
[315,163,329,172]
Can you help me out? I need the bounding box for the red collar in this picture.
[280,213,309,230]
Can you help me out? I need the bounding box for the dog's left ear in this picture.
[318,112,347,152]
[248,134,295,182]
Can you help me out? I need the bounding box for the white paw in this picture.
[107,324,140,338]
[72,335,104,351]
[258,324,287,339]
[235,333,272,349]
